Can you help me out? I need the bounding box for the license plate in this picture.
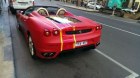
[75,41,88,47]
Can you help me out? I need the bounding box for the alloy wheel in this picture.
[28,36,35,56]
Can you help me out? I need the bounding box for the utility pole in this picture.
[93,0,97,10]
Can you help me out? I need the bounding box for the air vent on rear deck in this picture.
[66,29,92,35]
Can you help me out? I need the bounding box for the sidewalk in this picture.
[0,0,15,78]
[57,1,99,12]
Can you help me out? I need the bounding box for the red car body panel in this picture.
[17,6,102,59]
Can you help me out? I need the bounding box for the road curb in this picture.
[7,8,17,78]
[57,4,99,13]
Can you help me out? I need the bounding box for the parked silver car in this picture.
[87,2,103,10]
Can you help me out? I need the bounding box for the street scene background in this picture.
[0,0,140,78]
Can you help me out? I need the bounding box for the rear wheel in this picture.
[17,25,21,31]
[28,35,37,59]
[0,8,1,14]
[99,8,104,13]
[96,7,98,10]
[17,21,21,31]
[16,15,21,31]
[116,11,124,17]
[9,6,16,15]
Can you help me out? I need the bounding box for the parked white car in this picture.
[83,0,92,5]
[87,2,103,10]
[9,0,34,14]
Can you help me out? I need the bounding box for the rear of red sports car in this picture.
[17,6,102,59]
[32,15,102,59]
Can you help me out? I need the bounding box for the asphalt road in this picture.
[9,0,140,78]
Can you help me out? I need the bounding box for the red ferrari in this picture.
[16,6,102,59]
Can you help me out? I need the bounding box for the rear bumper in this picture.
[35,35,101,59]
[36,43,100,59]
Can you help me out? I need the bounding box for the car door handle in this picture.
[24,20,26,21]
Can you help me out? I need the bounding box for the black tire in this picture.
[16,16,21,31]
[28,35,37,59]
[116,11,124,17]
[0,9,1,14]
[17,23,21,31]
[120,11,124,17]
[99,8,104,13]
[9,6,16,15]
[96,7,98,10]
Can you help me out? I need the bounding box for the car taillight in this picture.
[44,29,51,37]
[52,28,60,36]
[96,25,102,30]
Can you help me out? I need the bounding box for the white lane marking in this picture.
[95,49,139,78]
[96,22,140,37]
